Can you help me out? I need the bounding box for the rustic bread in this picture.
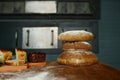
[15,48,26,64]
[28,52,46,63]
[62,41,92,51]
[57,50,98,66]
[58,30,94,41]
[5,59,25,66]
[0,49,12,64]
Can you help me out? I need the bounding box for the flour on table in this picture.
[7,71,66,80]
[60,30,93,36]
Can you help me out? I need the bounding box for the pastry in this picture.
[58,30,94,41]
[57,50,98,66]
[62,41,92,51]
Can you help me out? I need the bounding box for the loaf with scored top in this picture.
[58,30,94,41]
[62,41,92,51]
[57,50,98,66]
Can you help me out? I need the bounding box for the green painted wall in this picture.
[97,0,120,69]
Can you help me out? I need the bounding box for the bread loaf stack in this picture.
[57,30,98,66]
[0,48,27,66]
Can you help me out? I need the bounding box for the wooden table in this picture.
[0,61,120,80]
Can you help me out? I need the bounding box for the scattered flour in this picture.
[60,30,93,36]
[7,71,66,80]
[80,42,91,45]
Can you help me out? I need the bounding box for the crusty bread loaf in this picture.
[58,30,94,41]
[57,50,98,66]
[62,41,92,51]
[15,48,26,64]
[28,52,46,63]
[5,59,25,66]
[0,49,12,64]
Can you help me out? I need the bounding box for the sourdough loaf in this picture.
[58,30,94,41]
[57,50,98,66]
[62,41,92,51]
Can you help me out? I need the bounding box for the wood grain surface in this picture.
[0,65,27,72]
[0,61,120,80]
[27,62,47,68]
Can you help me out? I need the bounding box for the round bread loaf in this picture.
[62,41,92,51]
[58,30,94,41]
[57,50,98,66]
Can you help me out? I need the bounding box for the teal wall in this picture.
[0,0,120,70]
[97,0,120,69]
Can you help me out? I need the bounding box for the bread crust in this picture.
[5,60,25,66]
[28,52,46,63]
[62,41,92,51]
[58,30,94,41]
[57,50,98,66]
[5,60,18,66]
[15,48,26,61]
[0,49,12,63]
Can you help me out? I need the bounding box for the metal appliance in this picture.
[22,27,58,49]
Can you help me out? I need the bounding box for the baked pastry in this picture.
[28,52,46,63]
[62,41,92,51]
[57,50,98,66]
[5,59,25,66]
[15,48,26,64]
[58,30,94,41]
[0,49,12,64]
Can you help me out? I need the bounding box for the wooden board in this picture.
[0,62,47,72]
[27,62,47,67]
[0,65,27,72]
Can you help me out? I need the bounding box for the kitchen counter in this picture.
[0,61,120,80]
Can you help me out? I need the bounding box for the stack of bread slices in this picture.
[57,30,98,66]
[0,48,26,66]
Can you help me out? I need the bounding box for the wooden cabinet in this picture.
[0,0,100,19]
